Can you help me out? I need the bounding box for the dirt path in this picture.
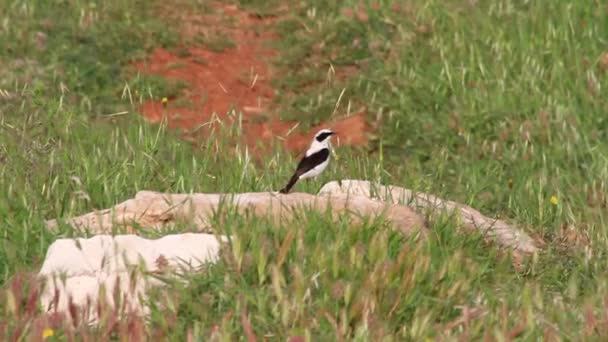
[133,2,369,155]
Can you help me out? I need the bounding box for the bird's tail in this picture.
[279,174,299,194]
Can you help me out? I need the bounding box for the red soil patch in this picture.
[133,3,370,154]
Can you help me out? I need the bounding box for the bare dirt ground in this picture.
[133,2,370,155]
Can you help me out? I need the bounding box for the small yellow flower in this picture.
[42,328,54,339]
[161,97,168,106]
[550,196,558,205]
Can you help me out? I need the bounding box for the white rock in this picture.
[36,180,538,326]
[38,233,226,324]
[319,180,537,254]
[45,190,426,236]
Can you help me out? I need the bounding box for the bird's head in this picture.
[306,129,335,154]
[313,129,335,143]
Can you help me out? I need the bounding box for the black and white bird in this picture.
[279,128,335,194]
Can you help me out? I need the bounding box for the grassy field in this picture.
[1,0,608,340]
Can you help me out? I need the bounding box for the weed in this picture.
[2,0,608,339]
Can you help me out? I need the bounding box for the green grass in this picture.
[2,0,608,340]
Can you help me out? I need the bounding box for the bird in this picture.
[279,128,335,194]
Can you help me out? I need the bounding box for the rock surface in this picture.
[319,180,538,255]
[45,190,427,236]
[38,179,537,324]
[39,233,225,324]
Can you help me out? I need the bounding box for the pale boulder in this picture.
[45,190,427,236]
[37,179,538,324]
[319,180,538,254]
[39,233,225,324]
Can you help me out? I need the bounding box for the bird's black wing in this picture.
[279,148,330,194]
[294,148,329,177]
